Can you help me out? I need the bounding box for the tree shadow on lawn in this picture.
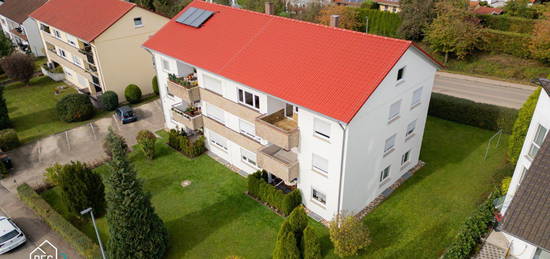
[10,107,57,132]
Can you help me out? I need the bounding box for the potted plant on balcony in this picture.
[169,73,197,89]
[184,106,200,117]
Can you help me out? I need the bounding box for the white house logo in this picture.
[29,240,58,259]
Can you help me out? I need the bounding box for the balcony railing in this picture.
[85,64,98,75]
[257,145,299,185]
[255,109,299,150]
[167,74,200,104]
[171,103,203,131]
[79,45,92,55]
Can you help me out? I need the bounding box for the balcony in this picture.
[85,63,98,75]
[255,109,299,150]
[78,44,92,55]
[171,103,203,131]
[257,145,299,185]
[167,74,200,104]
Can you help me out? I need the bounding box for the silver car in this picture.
[0,217,26,254]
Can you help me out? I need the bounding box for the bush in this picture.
[484,29,531,58]
[0,86,11,130]
[0,53,34,85]
[17,183,101,258]
[329,213,370,257]
[302,225,322,259]
[58,161,105,216]
[0,162,8,179]
[124,84,142,104]
[152,76,159,95]
[273,231,300,259]
[247,170,302,216]
[56,94,95,122]
[478,15,535,34]
[44,163,63,186]
[98,91,118,111]
[137,130,156,160]
[428,93,518,134]
[103,127,128,159]
[508,87,541,165]
[501,177,512,194]
[0,128,20,151]
[167,129,206,158]
[288,206,308,234]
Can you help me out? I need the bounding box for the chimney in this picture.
[329,15,340,28]
[265,2,274,15]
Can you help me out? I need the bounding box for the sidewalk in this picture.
[437,71,534,90]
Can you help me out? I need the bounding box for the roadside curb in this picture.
[436,71,535,91]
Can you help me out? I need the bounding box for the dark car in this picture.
[0,152,12,170]
[115,106,137,124]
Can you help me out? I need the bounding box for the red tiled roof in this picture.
[143,1,440,123]
[0,0,48,24]
[473,6,504,15]
[30,0,135,42]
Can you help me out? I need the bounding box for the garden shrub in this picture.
[137,130,156,160]
[0,128,19,151]
[167,129,206,158]
[152,76,159,96]
[17,183,101,259]
[0,162,8,179]
[58,161,105,216]
[484,29,531,58]
[0,53,34,85]
[247,170,302,216]
[302,225,322,259]
[443,192,497,259]
[98,91,118,111]
[329,213,370,257]
[44,163,63,186]
[273,231,300,259]
[508,87,541,165]
[56,94,95,122]
[501,177,512,194]
[124,84,142,104]
[428,93,518,134]
[478,14,535,34]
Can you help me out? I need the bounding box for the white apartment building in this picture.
[144,1,440,221]
[0,0,47,57]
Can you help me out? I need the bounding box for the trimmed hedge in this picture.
[356,8,401,37]
[443,192,498,259]
[124,84,142,104]
[56,94,95,122]
[99,91,118,111]
[508,87,541,165]
[429,93,518,134]
[248,170,302,216]
[152,76,159,96]
[17,183,101,259]
[478,14,535,34]
[0,128,20,151]
[167,129,206,158]
[484,29,531,58]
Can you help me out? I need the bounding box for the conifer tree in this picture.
[302,226,322,259]
[0,87,10,130]
[273,231,300,259]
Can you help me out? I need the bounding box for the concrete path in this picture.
[434,72,536,109]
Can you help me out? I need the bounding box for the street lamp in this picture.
[80,207,107,259]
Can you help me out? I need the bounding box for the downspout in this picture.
[336,121,348,216]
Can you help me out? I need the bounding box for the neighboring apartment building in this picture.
[0,0,48,56]
[143,1,441,220]
[30,0,169,101]
[501,82,550,259]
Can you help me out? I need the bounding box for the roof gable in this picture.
[0,0,47,24]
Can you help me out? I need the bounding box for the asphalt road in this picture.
[433,72,536,109]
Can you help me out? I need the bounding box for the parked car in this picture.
[0,151,13,170]
[115,106,137,124]
[0,217,26,254]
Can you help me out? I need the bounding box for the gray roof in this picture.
[503,136,550,251]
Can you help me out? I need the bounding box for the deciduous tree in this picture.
[316,5,360,30]
[329,213,370,257]
[398,0,435,40]
[0,53,35,85]
[529,10,550,64]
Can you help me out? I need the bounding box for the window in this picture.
[204,75,223,95]
[54,30,61,39]
[380,166,390,182]
[397,67,405,81]
[313,118,331,139]
[312,154,329,174]
[389,100,401,121]
[72,55,81,66]
[528,124,547,158]
[519,166,528,185]
[384,134,396,153]
[133,17,143,27]
[161,58,170,71]
[66,35,77,46]
[312,188,326,205]
[58,48,66,58]
[241,148,257,167]
[238,89,260,110]
[239,119,260,141]
[411,87,422,107]
[401,150,410,165]
[206,104,225,123]
[40,24,50,33]
[209,131,228,151]
[406,120,416,137]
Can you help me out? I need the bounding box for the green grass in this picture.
[41,117,511,258]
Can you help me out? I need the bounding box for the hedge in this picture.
[167,129,206,158]
[124,84,142,104]
[17,183,101,259]
[56,94,95,122]
[478,15,535,34]
[355,8,401,37]
[0,128,20,151]
[443,192,498,259]
[429,93,518,134]
[248,170,302,216]
[484,29,531,58]
[507,87,541,165]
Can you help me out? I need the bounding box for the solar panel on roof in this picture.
[175,7,214,28]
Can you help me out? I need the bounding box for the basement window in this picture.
[133,17,143,28]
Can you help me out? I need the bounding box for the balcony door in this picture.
[285,103,297,121]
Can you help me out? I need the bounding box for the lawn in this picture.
[41,117,511,258]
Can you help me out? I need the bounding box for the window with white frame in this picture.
[401,150,410,165]
[209,131,228,151]
[241,148,257,167]
[66,35,77,46]
[313,118,331,139]
[206,103,225,123]
[384,134,396,153]
[397,67,405,81]
[380,166,390,182]
[54,29,61,39]
[312,188,326,205]
[406,120,416,137]
[238,88,260,110]
[389,100,401,121]
[312,153,329,174]
[161,58,170,72]
[72,55,81,66]
[528,124,547,158]
[411,87,422,107]
[239,119,260,141]
[133,17,143,27]
[204,75,223,95]
[58,48,66,58]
